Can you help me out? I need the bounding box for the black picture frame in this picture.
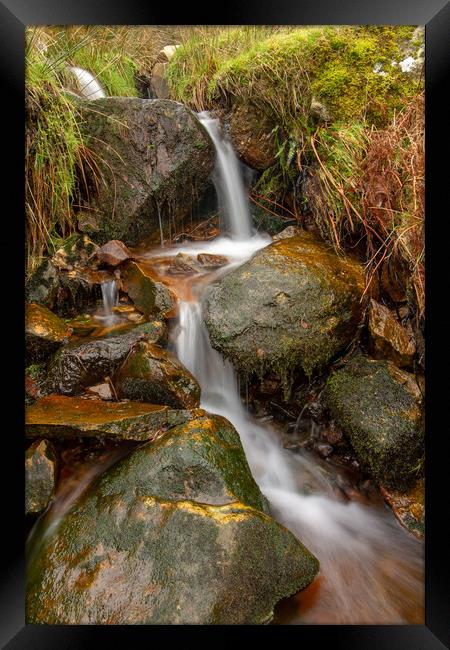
[2,1,449,647]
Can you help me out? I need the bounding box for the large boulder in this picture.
[44,321,167,396]
[25,440,57,515]
[25,303,71,364]
[322,353,424,490]
[77,98,214,246]
[25,395,198,442]
[26,413,318,624]
[203,232,366,392]
[115,340,201,409]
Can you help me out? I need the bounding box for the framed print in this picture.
[1,0,449,647]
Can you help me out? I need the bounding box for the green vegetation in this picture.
[25,26,184,275]
[167,26,424,319]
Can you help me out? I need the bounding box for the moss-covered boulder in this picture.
[45,321,166,395]
[25,303,71,364]
[115,340,200,409]
[77,98,214,246]
[120,261,174,318]
[322,353,424,490]
[25,395,199,442]
[25,440,57,515]
[203,232,365,391]
[26,414,318,624]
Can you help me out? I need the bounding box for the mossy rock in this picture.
[203,232,365,393]
[26,413,319,624]
[25,440,57,515]
[25,303,71,364]
[322,353,424,490]
[25,395,199,442]
[120,261,174,318]
[45,321,167,396]
[115,340,200,409]
[77,98,215,246]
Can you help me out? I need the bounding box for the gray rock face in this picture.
[78,98,215,245]
[322,353,424,490]
[26,413,319,624]
[203,232,366,392]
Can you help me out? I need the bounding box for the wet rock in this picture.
[322,353,424,490]
[95,240,132,267]
[115,340,201,409]
[86,383,114,401]
[51,234,99,271]
[26,395,199,442]
[204,232,366,392]
[272,225,303,241]
[167,252,199,275]
[229,103,277,170]
[25,236,114,318]
[26,413,318,624]
[380,478,425,538]
[317,443,333,458]
[25,440,57,515]
[197,253,228,268]
[368,299,415,368]
[25,303,71,363]
[77,98,214,246]
[45,321,167,395]
[25,363,48,403]
[120,261,174,318]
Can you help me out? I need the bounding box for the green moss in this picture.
[323,354,424,490]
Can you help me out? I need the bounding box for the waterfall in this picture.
[68,66,105,100]
[197,112,253,240]
[100,279,118,320]
[172,120,423,622]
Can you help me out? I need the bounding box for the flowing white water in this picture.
[198,112,253,240]
[68,66,105,100]
[172,112,423,623]
[97,279,118,324]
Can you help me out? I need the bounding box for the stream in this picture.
[28,112,424,624]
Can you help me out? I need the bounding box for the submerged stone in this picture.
[322,353,424,490]
[197,253,228,268]
[115,340,201,409]
[204,232,365,390]
[26,413,319,624]
[120,261,174,318]
[25,440,57,515]
[368,299,415,368]
[45,321,167,395]
[168,252,199,275]
[25,303,71,364]
[25,395,198,441]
